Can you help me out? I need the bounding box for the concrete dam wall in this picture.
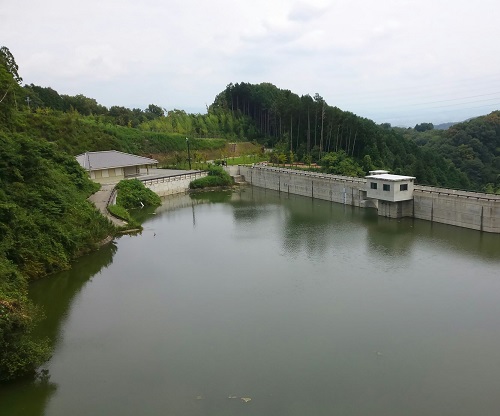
[412,186,500,233]
[238,165,500,233]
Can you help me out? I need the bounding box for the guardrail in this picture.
[138,171,207,186]
[245,165,500,201]
[243,165,366,184]
[107,187,118,206]
[414,185,500,202]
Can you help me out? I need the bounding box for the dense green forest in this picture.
[1,45,499,381]
[396,112,500,192]
[211,83,474,189]
[19,74,500,192]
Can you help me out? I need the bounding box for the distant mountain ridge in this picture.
[434,117,480,130]
[434,121,459,130]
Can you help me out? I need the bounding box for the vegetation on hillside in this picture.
[211,82,471,188]
[23,84,259,140]
[10,51,499,192]
[397,111,500,192]
[0,48,115,381]
[17,70,497,191]
[0,131,115,380]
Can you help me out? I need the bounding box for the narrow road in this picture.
[87,184,127,227]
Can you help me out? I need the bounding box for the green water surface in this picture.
[2,187,500,416]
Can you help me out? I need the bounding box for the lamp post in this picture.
[186,137,192,170]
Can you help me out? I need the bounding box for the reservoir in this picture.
[2,186,500,415]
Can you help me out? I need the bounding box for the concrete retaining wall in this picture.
[237,165,500,233]
[140,171,208,196]
[240,165,366,206]
[413,188,500,233]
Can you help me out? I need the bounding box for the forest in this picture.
[18,77,500,192]
[1,45,499,381]
[22,80,500,192]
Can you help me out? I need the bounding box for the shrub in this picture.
[107,204,131,222]
[109,179,161,229]
[189,165,233,189]
[115,179,161,209]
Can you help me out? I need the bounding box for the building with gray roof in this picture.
[76,150,158,184]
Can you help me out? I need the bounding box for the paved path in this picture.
[87,169,205,227]
[88,184,127,227]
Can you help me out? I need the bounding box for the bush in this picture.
[115,179,161,209]
[107,204,131,222]
[189,165,233,189]
[109,179,161,229]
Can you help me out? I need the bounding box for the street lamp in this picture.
[186,137,192,170]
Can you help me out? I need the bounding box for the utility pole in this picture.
[186,138,192,170]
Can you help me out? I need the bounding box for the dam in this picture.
[229,165,500,233]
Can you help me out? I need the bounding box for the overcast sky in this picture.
[2,0,500,127]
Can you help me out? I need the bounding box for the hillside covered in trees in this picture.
[0,48,116,381]
[211,83,471,189]
[397,112,500,193]
[18,74,498,192]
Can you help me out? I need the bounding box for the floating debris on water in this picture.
[195,395,204,400]
[228,396,238,399]
[241,397,252,403]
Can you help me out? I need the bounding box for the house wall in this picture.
[91,168,125,184]
[366,179,414,202]
[124,166,138,177]
[139,164,156,174]
[90,164,157,184]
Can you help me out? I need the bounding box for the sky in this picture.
[2,0,500,127]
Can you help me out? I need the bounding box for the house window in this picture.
[400,183,408,191]
[383,184,390,191]
[370,182,377,190]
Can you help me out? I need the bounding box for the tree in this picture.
[0,46,22,84]
[415,122,434,132]
[193,151,203,168]
[24,84,63,110]
[0,47,23,123]
[145,104,164,119]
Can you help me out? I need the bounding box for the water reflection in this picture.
[0,242,117,416]
[228,187,500,263]
[416,219,500,261]
[30,242,118,343]
[0,373,56,416]
[191,190,233,203]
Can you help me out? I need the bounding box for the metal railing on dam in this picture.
[414,184,500,201]
[138,170,206,186]
[248,165,366,184]
[138,170,208,197]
